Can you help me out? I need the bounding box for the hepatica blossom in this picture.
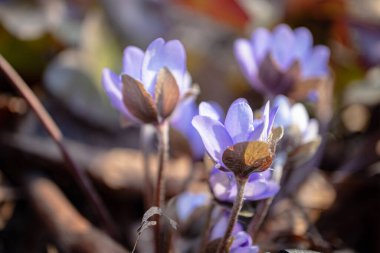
[273,95,319,146]
[192,98,279,177]
[234,24,330,98]
[211,212,259,253]
[271,95,321,166]
[102,38,192,125]
[175,192,209,223]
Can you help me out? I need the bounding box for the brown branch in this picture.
[24,173,129,253]
[0,54,117,236]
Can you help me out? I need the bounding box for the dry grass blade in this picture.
[142,206,163,224]
[122,74,158,124]
[137,220,157,235]
[154,67,180,119]
[167,217,178,230]
[0,54,117,237]
[133,206,177,253]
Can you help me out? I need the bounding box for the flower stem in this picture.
[154,121,170,253]
[216,176,248,253]
[140,125,155,209]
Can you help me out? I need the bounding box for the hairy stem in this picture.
[140,125,155,209]
[154,121,170,253]
[0,55,117,237]
[216,176,248,253]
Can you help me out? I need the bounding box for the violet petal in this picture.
[122,46,144,81]
[224,98,254,143]
[199,101,224,122]
[270,24,295,71]
[192,115,233,163]
[250,28,271,64]
[302,45,330,78]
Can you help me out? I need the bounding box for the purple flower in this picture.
[192,98,278,169]
[102,38,191,124]
[273,95,319,144]
[272,95,320,165]
[210,211,243,241]
[175,192,209,223]
[209,167,279,203]
[210,212,259,253]
[349,20,380,67]
[229,232,259,253]
[234,24,330,98]
[171,98,205,160]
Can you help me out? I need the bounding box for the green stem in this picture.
[154,121,170,253]
[216,176,248,253]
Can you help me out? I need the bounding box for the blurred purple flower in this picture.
[349,20,380,67]
[102,38,191,124]
[209,167,279,203]
[210,212,259,253]
[273,95,319,144]
[272,95,320,165]
[175,192,209,223]
[192,98,278,168]
[171,98,205,160]
[234,24,330,97]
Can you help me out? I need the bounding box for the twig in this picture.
[0,54,117,237]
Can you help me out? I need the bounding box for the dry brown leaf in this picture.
[122,75,158,124]
[154,67,180,120]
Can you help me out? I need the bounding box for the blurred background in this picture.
[0,0,379,252]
